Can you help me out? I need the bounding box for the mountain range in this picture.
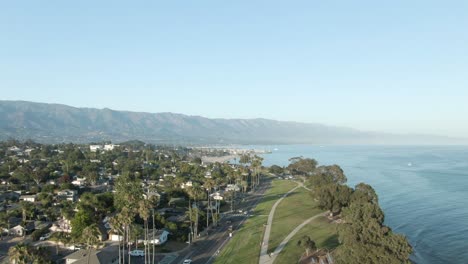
[0,100,465,145]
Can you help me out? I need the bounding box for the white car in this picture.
[183,259,192,264]
[39,233,51,241]
[129,250,145,256]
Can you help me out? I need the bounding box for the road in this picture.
[171,178,271,264]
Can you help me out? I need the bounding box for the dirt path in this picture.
[259,183,301,264]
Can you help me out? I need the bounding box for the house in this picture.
[104,144,119,151]
[57,189,78,202]
[89,145,103,152]
[143,190,161,201]
[210,191,224,201]
[50,218,72,233]
[20,194,37,202]
[225,184,240,192]
[2,217,21,234]
[8,146,22,152]
[108,230,123,242]
[9,222,35,236]
[24,148,35,155]
[138,229,170,245]
[64,245,119,264]
[72,177,86,186]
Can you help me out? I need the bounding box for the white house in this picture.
[8,146,22,152]
[71,177,86,186]
[50,218,72,233]
[20,194,37,202]
[143,190,161,201]
[89,145,103,152]
[108,230,124,242]
[225,184,241,192]
[210,191,224,201]
[104,144,119,151]
[9,222,35,236]
[138,229,170,245]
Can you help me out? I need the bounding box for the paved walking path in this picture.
[259,183,301,264]
[268,211,327,264]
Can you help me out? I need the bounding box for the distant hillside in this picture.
[0,100,465,145]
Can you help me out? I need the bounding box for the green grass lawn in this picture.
[214,180,297,264]
[267,185,323,252]
[274,216,339,264]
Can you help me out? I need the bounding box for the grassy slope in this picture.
[267,185,323,252]
[214,180,297,264]
[274,216,339,264]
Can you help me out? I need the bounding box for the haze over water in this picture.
[254,145,468,264]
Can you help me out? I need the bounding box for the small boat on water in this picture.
[408,162,412,167]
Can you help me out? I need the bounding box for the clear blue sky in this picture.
[1,1,467,137]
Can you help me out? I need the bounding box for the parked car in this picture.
[129,250,145,257]
[183,259,192,264]
[39,233,51,241]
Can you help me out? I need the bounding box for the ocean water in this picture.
[251,145,468,264]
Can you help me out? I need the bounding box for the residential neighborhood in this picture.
[0,140,264,263]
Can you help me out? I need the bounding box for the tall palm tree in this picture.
[118,207,135,264]
[187,184,206,240]
[138,199,150,264]
[251,155,263,188]
[203,179,215,228]
[82,224,102,264]
[19,201,34,222]
[109,216,124,264]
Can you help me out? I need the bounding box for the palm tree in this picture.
[82,224,102,264]
[19,201,34,222]
[8,243,33,264]
[109,216,124,264]
[251,155,263,188]
[138,199,150,264]
[187,184,206,240]
[117,207,135,264]
[203,179,215,228]
[241,180,248,193]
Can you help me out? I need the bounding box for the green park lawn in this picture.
[267,185,323,252]
[214,179,297,264]
[274,216,339,264]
